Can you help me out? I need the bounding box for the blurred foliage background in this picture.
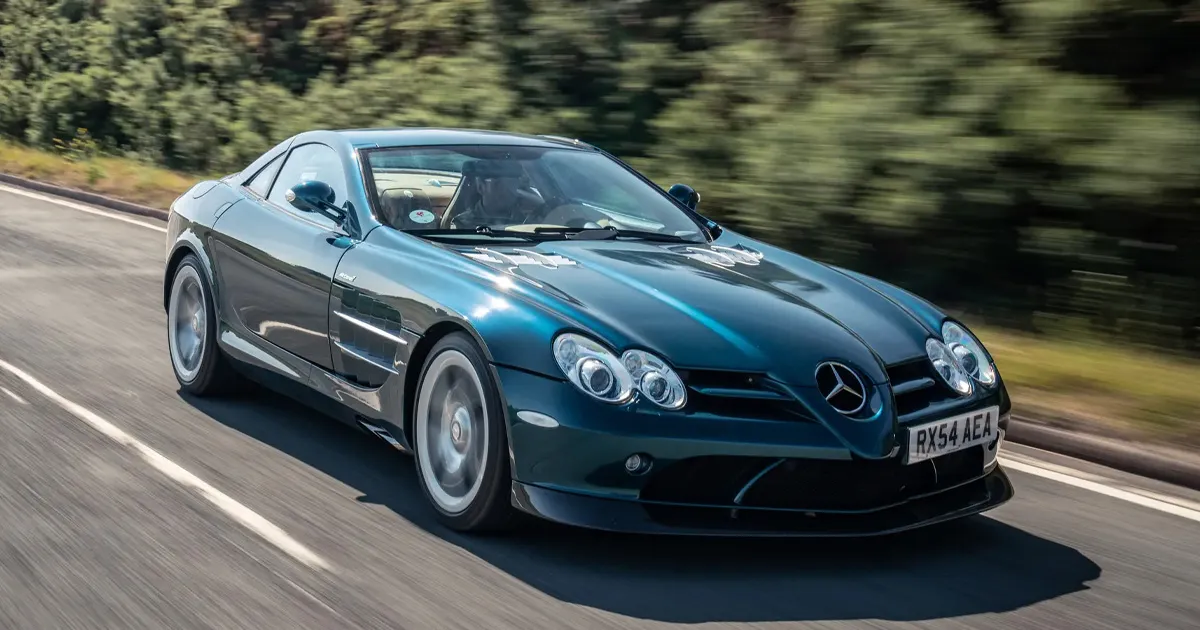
[2,0,1200,353]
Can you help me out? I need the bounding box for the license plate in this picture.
[905,406,999,465]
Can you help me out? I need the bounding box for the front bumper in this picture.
[512,465,1014,536]
[495,365,1013,534]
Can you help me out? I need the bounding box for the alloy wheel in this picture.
[415,349,490,514]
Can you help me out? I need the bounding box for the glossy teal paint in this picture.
[565,250,769,362]
[163,127,1015,534]
[830,266,948,335]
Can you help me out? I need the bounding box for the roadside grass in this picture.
[0,138,200,209]
[2,139,1197,447]
[977,327,1200,446]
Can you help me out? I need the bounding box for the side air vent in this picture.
[333,288,407,387]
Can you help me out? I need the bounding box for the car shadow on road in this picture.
[182,388,1102,625]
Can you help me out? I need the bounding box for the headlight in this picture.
[622,350,687,409]
[926,338,972,396]
[941,321,997,387]
[553,334,634,403]
[552,333,687,408]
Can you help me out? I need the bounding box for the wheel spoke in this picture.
[427,392,446,427]
[185,337,201,365]
[178,333,194,363]
[460,457,478,493]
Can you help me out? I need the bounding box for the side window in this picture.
[266,143,348,218]
[245,155,284,197]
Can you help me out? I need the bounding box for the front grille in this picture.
[685,392,812,421]
[682,369,769,391]
[640,447,985,512]
[887,359,956,418]
[679,369,814,422]
[742,447,981,510]
[639,456,768,505]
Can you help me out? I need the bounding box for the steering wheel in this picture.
[441,180,546,229]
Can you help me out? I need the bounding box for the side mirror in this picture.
[667,183,700,210]
[285,180,346,224]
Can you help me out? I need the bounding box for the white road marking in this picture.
[1000,455,1200,524]
[1,386,27,405]
[0,183,168,233]
[0,357,331,571]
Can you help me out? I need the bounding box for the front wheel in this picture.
[413,333,514,532]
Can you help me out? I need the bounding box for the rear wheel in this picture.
[413,333,514,532]
[167,254,245,396]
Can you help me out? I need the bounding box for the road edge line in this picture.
[1000,457,1200,523]
[0,171,169,221]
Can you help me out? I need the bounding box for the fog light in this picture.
[624,453,652,475]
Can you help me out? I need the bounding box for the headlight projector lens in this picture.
[927,337,973,396]
[941,321,996,387]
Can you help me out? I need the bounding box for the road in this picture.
[0,185,1198,630]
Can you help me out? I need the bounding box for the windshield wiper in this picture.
[609,228,699,243]
[531,226,697,243]
[532,226,613,240]
[411,226,536,241]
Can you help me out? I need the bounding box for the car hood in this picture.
[450,234,936,387]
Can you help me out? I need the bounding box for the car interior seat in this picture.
[377,187,436,230]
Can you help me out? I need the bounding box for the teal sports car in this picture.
[162,128,1014,536]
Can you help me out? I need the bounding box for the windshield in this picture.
[364,145,706,242]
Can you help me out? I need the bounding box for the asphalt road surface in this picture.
[1,184,1199,630]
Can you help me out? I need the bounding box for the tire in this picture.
[166,254,246,396]
[412,332,514,532]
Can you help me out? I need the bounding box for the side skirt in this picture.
[216,319,415,451]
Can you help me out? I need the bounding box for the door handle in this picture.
[326,235,357,248]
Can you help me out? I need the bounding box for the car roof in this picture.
[308,127,596,151]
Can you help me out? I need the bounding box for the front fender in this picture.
[350,228,582,379]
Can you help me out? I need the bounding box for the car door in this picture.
[210,142,355,372]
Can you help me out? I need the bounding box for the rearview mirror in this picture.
[667,183,700,210]
[285,180,346,224]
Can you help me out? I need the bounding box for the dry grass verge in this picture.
[978,328,1200,447]
[0,138,200,209]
